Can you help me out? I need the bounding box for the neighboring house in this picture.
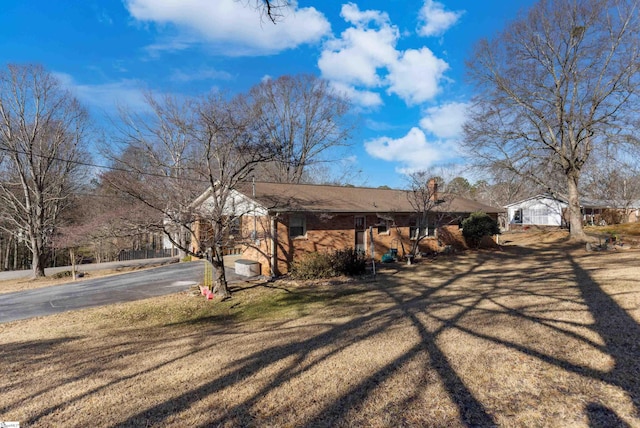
[505,193,640,229]
[191,181,503,276]
[505,194,568,228]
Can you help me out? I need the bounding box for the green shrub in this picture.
[330,248,366,276]
[291,248,367,279]
[462,212,501,248]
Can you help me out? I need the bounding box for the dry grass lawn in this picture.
[1,230,640,427]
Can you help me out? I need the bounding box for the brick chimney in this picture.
[427,178,438,201]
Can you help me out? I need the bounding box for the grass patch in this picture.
[238,280,372,320]
[86,278,374,331]
[586,222,640,237]
[2,231,640,427]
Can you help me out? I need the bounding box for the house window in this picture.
[513,208,523,224]
[409,218,421,240]
[531,207,548,225]
[289,214,306,238]
[229,217,241,237]
[377,218,389,234]
[410,217,435,239]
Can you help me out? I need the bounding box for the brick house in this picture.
[191,181,503,276]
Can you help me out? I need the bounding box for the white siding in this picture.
[507,197,567,226]
[199,189,268,217]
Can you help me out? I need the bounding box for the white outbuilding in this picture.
[505,194,568,227]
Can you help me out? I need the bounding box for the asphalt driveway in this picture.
[0,257,180,281]
[0,260,252,323]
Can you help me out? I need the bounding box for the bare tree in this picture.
[0,64,91,277]
[477,168,545,208]
[104,93,202,260]
[582,149,640,221]
[0,226,20,271]
[193,92,278,298]
[248,75,353,184]
[447,176,473,199]
[51,178,162,268]
[463,0,640,241]
[50,192,94,280]
[239,0,290,24]
[405,171,453,256]
[106,91,272,299]
[299,160,364,186]
[106,75,353,297]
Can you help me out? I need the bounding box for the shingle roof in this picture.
[234,181,503,214]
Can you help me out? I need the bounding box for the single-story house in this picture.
[191,181,503,276]
[505,193,640,229]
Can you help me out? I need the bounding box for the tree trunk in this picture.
[3,235,9,271]
[210,245,231,300]
[13,237,18,271]
[567,173,587,241]
[32,252,46,277]
[32,253,46,277]
[29,233,46,278]
[410,237,422,257]
[70,248,77,281]
[177,226,189,259]
[178,232,188,260]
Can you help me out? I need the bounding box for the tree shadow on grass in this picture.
[111,258,499,427]
[5,242,640,427]
[568,253,640,413]
[15,342,210,425]
[586,402,631,428]
[301,265,497,428]
[0,336,86,411]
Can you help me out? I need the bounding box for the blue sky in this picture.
[0,0,535,188]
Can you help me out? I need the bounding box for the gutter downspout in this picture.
[270,214,278,278]
[252,177,258,241]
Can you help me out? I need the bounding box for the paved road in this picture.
[0,260,251,324]
[0,257,180,281]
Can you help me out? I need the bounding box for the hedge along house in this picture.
[190,181,503,277]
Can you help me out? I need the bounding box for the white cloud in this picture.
[145,37,195,57]
[386,47,449,105]
[170,67,234,83]
[417,0,464,37]
[318,3,452,108]
[363,102,468,174]
[54,72,148,112]
[364,127,449,172]
[419,102,469,139]
[341,2,390,27]
[318,5,398,88]
[330,81,383,108]
[125,0,331,56]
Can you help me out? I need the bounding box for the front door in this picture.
[355,216,366,253]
